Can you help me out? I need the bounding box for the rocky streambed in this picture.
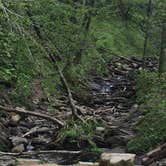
[0,56,164,166]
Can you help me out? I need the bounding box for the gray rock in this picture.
[0,124,11,151]
[11,114,21,124]
[78,161,99,166]
[157,158,166,166]
[10,136,28,146]
[12,144,25,153]
[99,153,136,166]
[0,156,16,166]
[96,127,105,134]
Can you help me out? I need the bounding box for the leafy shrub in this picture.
[57,120,102,155]
[127,70,166,154]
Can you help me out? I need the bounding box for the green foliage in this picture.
[93,18,145,57]
[127,70,166,154]
[1,0,165,106]
[58,120,102,155]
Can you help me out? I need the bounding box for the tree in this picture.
[143,0,153,60]
[73,0,95,64]
[159,17,166,74]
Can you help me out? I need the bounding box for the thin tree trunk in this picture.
[118,0,129,27]
[143,0,152,60]
[159,17,166,75]
[73,0,95,64]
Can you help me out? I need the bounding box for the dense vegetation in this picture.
[0,0,166,158]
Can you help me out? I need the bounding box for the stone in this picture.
[99,153,136,166]
[17,158,59,166]
[10,114,21,125]
[78,161,99,166]
[12,144,25,153]
[10,136,28,146]
[0,155,16,166]
[157,158,166,166]
[96,127,105,134]
[0,124,11,151]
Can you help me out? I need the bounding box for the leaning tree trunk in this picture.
[159,17,166,75]
[26,7,84,122]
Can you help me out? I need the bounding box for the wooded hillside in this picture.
[0,0,166,165]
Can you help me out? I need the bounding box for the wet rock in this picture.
[157,158,166,166]
[99,153,135,166]
[26,142,34,152]
[95,127,105,134]
[90,82,101,91]
[0,124,11,151]
[0,155,16,166]
[10,136,28,146]
[12,144,25,153]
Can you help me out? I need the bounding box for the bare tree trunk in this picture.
[159,17,166,75]
[73,0,95,64]
[118,0,130,27]
[143,0,152,60]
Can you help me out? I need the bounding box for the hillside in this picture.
[0,0,166,166]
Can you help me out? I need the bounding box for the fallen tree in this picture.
[0,105,64,127]
[142,143,166,165]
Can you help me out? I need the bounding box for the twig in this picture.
[0,105,64,127]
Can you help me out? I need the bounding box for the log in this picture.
[142,143,166,165]
[0,105,64,127]
[0,150,82,157]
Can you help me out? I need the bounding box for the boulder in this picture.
[99,153,136,166]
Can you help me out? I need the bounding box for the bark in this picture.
[118,0,130,27]
[143,0,153,60]
[0,105,64,127]
[159,17,166,75]
[73,0,95,64]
